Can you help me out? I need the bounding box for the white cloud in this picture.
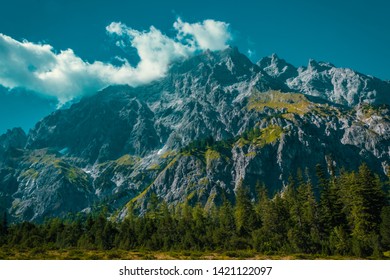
[0,18,232,105]
[174,18,231,51]
[107,24,194,82]
[106,22,127,36]
[0,33,136,104]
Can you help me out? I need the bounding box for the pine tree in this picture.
[254,181,269,228]
[156,201,176,250]
[0,212,7,245]
[234,180,255,236]
[317,164,332,233]
[352,164,385,256]
[302,178,321,253]
[255,193,289,253]
[283,175,303,252]
[380,206,390,251]
[339,164,386,257]
[1,211,7,235]
[147,192,160,219]
[214,196,235,249]
[191,203,208,250]
[287,173,320,253]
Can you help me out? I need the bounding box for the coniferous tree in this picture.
[254,181,269,227]
[301,178,321,253]
[252,184,270,252]
[214,196,235,249]
[351,164,385,256]
[44,218,64,246]
[0,212,7,240]
[256,193,289,253]
[116,218,135,250]
[157,201,176,250]
[327,170,353,255]
[234,180,256,237]
[338,164,385,257]
[317,164,332,234]
[284,175,303,252]
[177,201,195,250]
[147,192,160,220]
[2,212,7,234]
[380,206,390,251]
[0,212,7,245]
[61,219,83,248]
[287,173,320,253]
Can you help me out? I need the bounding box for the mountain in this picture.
[1,47,389,222]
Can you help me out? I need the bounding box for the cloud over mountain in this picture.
[0,18,231,104]
[174,18,231,51]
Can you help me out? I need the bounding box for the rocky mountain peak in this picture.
[0,127,27,150]
[306,59,335,72]
[257,53,298,80]
[0,127,27,164]
[170,46,255,83]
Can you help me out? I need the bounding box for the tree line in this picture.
[0,163,389,258]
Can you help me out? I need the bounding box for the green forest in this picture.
[1,163,389,259]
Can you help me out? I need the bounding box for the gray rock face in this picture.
[131,101,389,214]
[26,86,161,164]
[0,127,26,151]
[0,127,27,167]
[0,149,94,222]
[257,53,298,81]
[1,48,389,222]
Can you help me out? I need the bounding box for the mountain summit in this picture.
[1,48,389,222]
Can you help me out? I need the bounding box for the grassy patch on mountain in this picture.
[159,150,177,159]
[358,103,390,120]
[148,163,161,170]
[248,90,312,115]
[115,154,139,166]
[20,168,39,179]
[198,177,209,185]
[25,149,62,167]
[65,166,89,185]
[205,149,221,168]
[237,125,284,148]
[21,149,90,187]
[260,125,284,144]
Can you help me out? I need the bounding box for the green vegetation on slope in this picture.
[115,154,139,166]
[20,149,89,187]
[248,90,312,115]
[237,125,284,147]
[247,90,345,120]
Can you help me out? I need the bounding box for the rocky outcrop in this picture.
[0,127,26,151]
[26,86,161,164]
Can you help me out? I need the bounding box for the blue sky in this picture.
[0,0,389,133]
